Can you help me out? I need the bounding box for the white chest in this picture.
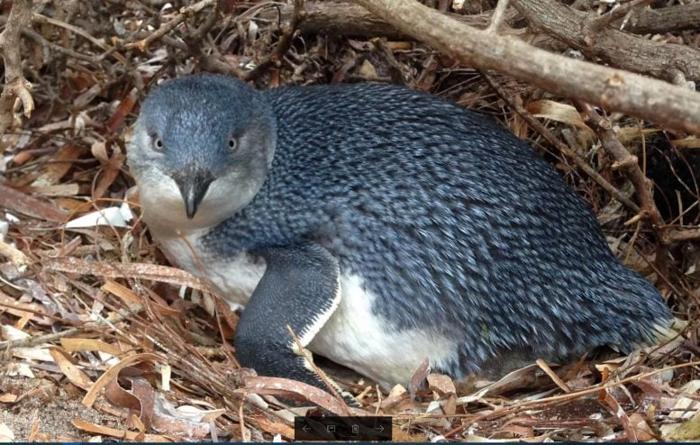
[155,230,266,308]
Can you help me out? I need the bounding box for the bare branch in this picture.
[624,2,700,35]
[0,0,34,140]
[260,1,518,38]
[577,102,667,242]
[244,0,305,82]
[589,0,652,31]
[666,228,700,243]
[351,0,700,135]
[511,0,700,83]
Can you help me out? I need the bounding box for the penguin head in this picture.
[128,74,276,231]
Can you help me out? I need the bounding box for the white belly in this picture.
[308,274,459,389]
[157,232,457,388]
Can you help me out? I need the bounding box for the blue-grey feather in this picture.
[143,74,671,379]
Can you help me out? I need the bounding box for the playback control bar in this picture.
[294,416,392,441]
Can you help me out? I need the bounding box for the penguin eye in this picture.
[228,137,238,151]
[150,133,164,152]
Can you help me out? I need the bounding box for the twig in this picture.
[286,325,352,412]
[1,327,80,350]
[589,0,652,31]
[470,360,700,422]
[486,0,511,33]
[0,303,143,350]
[481,72,640,213]
[0,0,34,141]
[577,102,668,244]
[32,13,109,51]
[244,0,305,82]
[666,228,700,243]
[28,13,127,66]
[126,0,216,51]
[352,0,700,135]
[535,359,571,393]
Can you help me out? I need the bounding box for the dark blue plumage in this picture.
[129,74,672,386]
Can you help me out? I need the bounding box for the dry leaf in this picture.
[628,413,655,441]
[44,257,209,291]
[672,136,700,148]
[240,376,362,416]
[0,393,19,403]
[60,337,123,356]
[105,373,155,431]
[83,353,161,408]
[12,346,54,362]
[0,183,68,222]
[72,418,170,442]
[409,358,430,399]
[664,410,700,441]
[0,423,14,442]
[601,389,637,441]
[31,145,83,187]
[101,279,142,307]
[65,202,133,229]
[151,396,216,439]
[49,347,94,390]
[526,99,593,135]
[249,414,295,440]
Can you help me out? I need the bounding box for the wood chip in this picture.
[427,373,456,396]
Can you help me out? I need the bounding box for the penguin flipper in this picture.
[234,243,342,390]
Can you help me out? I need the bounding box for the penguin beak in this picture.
[172,169,214,219]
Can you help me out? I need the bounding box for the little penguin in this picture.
[127,73,672,390]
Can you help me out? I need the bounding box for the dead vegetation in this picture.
[0,0,699,441]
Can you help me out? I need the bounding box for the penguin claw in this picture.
[340,390,362,408]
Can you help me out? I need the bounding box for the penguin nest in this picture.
[0,0,699,442]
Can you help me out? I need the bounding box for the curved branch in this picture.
[351,0,700,135]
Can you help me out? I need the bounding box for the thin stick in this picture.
[126,0,216,51]
[577,102,667,242]
[481,72,640,213]
[244,0,305,81]
[589,0,653,30]
[487,0,511,33]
